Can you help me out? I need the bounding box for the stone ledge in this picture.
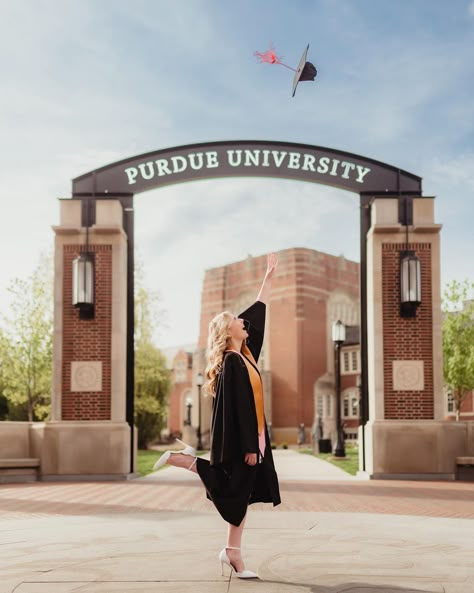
[456,457,474,465]
[0,458,40,468]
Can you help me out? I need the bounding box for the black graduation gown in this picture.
[195,300,281,527]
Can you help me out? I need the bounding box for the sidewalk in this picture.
[143,448,355,482]
[1,449,473,592]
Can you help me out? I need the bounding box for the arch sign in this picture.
[73,140,422,196]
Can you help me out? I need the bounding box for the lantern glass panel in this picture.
[72,255,94,306]
[401,255,421,304]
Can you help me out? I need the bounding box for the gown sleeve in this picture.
[238,300,266,362]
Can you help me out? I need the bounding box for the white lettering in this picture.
[272,151,287,168]
[189,153,204,170]
[287,152,301,169]
[340,161,356,179]
[171,156,187,173]
[262,150,270,167]
[206,151,219,168]
[302,154,316,171]
[317,157,330,174]
[227,150,242,167]
[138,162,155,180]
[329,159,340,176]
[356,165,371,183]
[155,159,171,176]
[124,167,138,184]
[244,150,260,167]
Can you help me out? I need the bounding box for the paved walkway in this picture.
[1,449,473,592]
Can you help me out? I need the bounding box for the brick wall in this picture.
[382,243,434,419]
[62,244,112,420]
[198,248,360,430]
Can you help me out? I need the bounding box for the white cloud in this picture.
[469,2,474,17]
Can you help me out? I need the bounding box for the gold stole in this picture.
[240,344,265,435]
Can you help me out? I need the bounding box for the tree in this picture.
[134,265,170,448]
[442,279,474,421]
[0,255,53,421]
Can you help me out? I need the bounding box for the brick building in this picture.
[166,248,473,447]
[195,247,361,446]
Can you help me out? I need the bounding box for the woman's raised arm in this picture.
[256,253,278,305]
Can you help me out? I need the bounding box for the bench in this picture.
[0,458,40,483]
[456,457,474,481]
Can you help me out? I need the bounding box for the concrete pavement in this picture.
[1,449,473,592]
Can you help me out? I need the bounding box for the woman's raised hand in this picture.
[265,252,278,278]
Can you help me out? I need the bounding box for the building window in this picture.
[343,352,350,373]
[317,395,324,417]
[341,349,359,375]
[447,390,455,414]
[351,351,358,371]
[343,394,350,417]
[351,394,358,417]
[343,391,359,418]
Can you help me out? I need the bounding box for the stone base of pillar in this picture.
[39,421,135,479]
[360,420,472,480]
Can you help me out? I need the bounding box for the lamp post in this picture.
[196,372,204,451]
[185,395,193,426]
[332,319,346,458]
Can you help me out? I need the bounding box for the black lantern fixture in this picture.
[196,372,204,451]
[72,253,95,318]
[331,319,346,458]
[72,207,95,319]
[400,198,421,318]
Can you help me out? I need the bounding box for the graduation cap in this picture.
[254,43,317,97]
[292,44,317,97]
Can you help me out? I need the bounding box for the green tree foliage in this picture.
[442,279,474,421]
[134,266,170,448]
[0,255,53,421]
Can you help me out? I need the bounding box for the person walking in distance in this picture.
[154,253,281,579]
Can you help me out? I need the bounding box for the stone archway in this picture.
[41,139,456,480]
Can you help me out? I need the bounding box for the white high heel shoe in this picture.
[152,438,197,471]
[219,546,258,579]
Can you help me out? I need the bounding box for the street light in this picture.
[196,372,204,450]
[185,395,193,426]
[331,319,346,458]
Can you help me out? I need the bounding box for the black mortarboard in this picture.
[292,44,317,97]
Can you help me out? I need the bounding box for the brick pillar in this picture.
[362,197,467,479]
[42,198,132,479]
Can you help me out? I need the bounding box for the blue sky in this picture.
[1,0,473,347]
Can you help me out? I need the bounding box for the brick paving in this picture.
[1,478,473,520]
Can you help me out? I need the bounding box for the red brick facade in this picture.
[198,248,360,432]
[382,243,434,419]
[62,244,112,420]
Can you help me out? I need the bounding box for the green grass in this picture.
[136,449,207,477]
[299,444,359,476]
[136,449,161,476]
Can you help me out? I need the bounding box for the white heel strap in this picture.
[226,546,241,550]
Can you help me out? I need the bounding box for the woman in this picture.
[154,253,281,579]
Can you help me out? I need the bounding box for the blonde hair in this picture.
[203,311,235,397]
